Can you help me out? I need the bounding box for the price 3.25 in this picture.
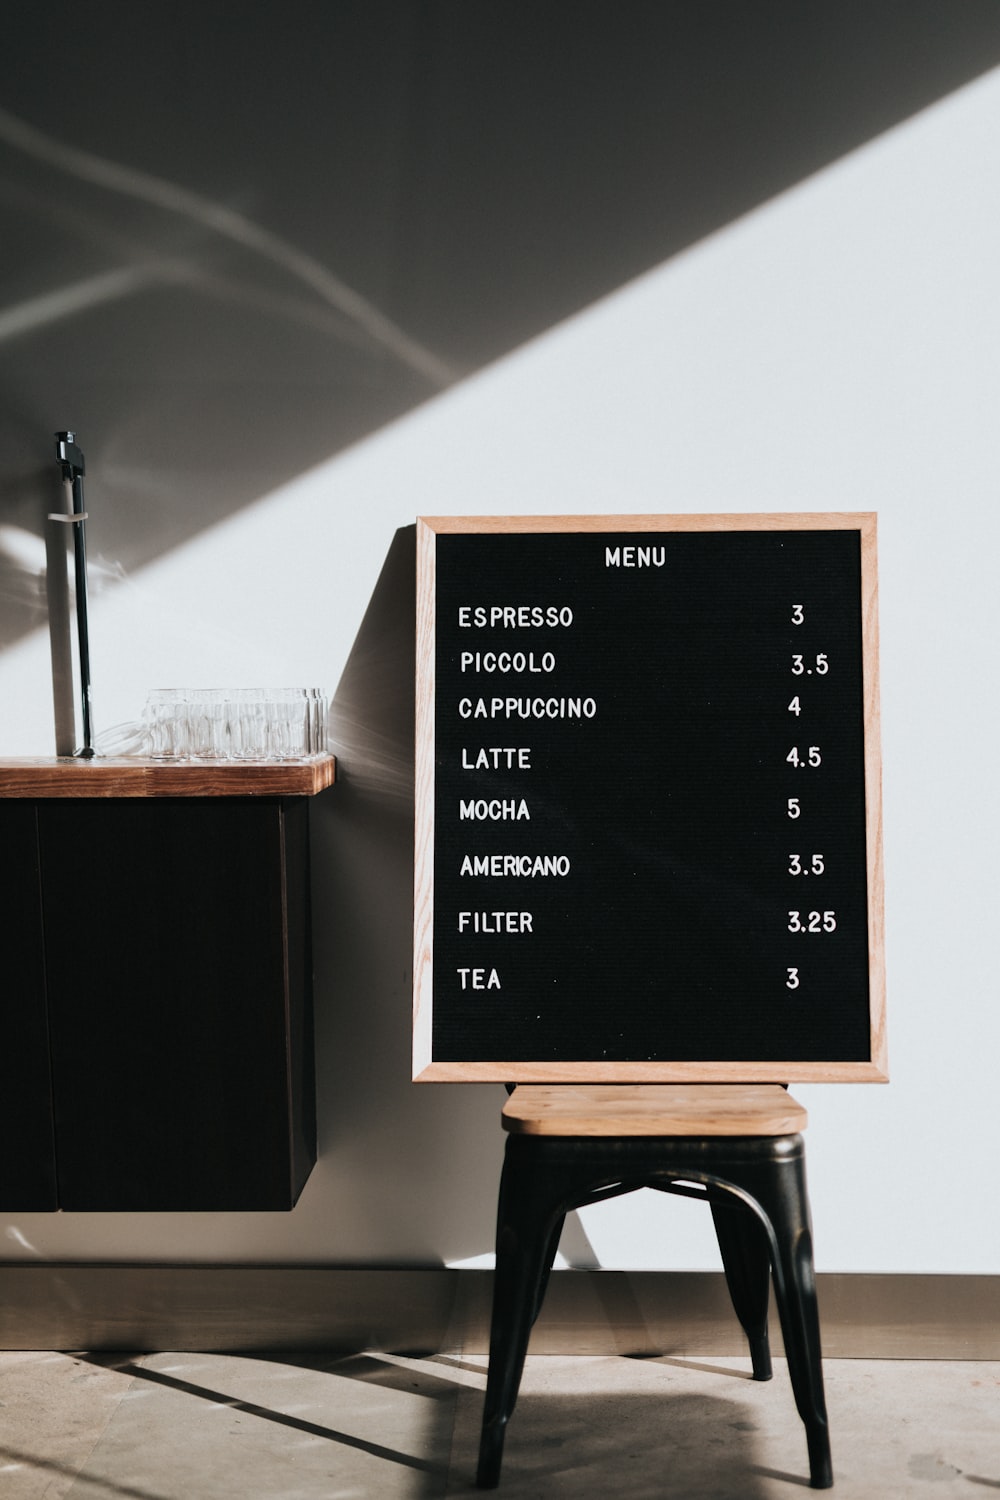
[787,909,837,933]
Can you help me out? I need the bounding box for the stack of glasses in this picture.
[144,688,327,761]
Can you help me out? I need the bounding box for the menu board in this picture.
[413,514,885,1082]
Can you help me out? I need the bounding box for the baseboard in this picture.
[0,1267,996,1357]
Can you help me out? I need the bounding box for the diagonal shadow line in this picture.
[0,254,399,352]
[0,1446,169,1500]
[0,168,390,353]
[113,1362,445,1477]
[750,1464,813,1489]
[0,105,456,387]
[0,265,161,342]
[233,1350,474,1403]
[649,1355,755,1382]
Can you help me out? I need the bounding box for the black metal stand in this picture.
[53,431,94,758]
[476,1132,832,1491]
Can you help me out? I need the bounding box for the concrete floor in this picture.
[0,1350,997,1499]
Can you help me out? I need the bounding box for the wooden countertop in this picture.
[0,754,336,798]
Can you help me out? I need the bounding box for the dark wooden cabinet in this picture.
[1,801,57,1209]
[0,757,334,1211]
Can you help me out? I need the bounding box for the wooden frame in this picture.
[414,514,885,1083]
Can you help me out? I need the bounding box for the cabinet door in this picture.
[0,803,58,1208]
[38,797,315,1210]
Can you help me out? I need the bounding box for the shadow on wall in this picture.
[5,0,1000,656]
[310,525,505,1264]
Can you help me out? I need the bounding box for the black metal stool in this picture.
[476,1084,832,1490]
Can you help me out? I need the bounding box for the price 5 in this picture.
[788,910,837,933]
[791,653,829,675]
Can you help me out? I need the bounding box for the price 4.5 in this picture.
[787,745,821,768]
[788,910,837,933]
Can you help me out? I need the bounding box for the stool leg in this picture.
[711,1196,772,1380]
[477,1144,566,1489]
[748,1151,832,1490]
[533,1213,566,1325]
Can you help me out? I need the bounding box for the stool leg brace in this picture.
[477,1132,832,1490]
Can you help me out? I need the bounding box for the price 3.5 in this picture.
[791,654,829,675]
[788,854,825,875]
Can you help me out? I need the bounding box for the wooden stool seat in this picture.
[478,1083,832,1491]
[502,1082,808,1137]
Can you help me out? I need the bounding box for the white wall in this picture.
[2,67,999,1273]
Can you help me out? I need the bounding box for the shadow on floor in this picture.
[70,1348,798,1499]
[443,1387,787,1499]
